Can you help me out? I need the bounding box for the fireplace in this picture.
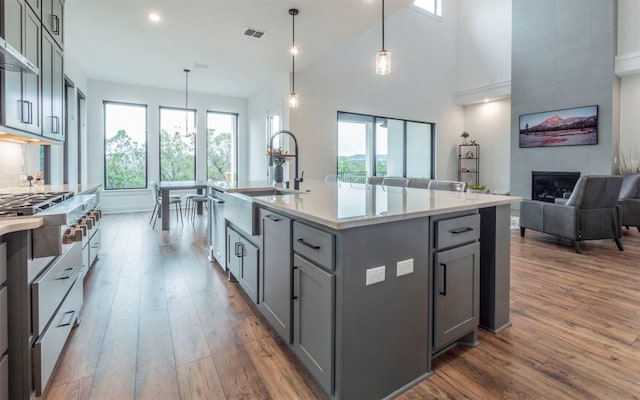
[531,171,580,202]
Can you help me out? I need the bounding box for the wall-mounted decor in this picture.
[519,105,598,148]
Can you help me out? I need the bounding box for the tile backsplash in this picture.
[0,142,29,188]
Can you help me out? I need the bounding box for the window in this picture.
[414,0,442,17]
[160,106,196,181]
[337,112,434,183]
[207,111,237,181]
[104,101,147,190]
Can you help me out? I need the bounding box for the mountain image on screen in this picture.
[519,106,598,148]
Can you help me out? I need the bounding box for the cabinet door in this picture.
[293,255,334,394]
[2,0,26,130]
[50,0,63,47]
[238,239,258,304]
[226,228,240,280]
[41,30,62,140]
[23,5,41,134]
[41,0,63,47]
[433,242,480,351]
[261,211,292,342]
[25,0,41,18]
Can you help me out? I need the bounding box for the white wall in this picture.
[288,6,464,181]
[463,98,511,192]
[87,80,248,213]
[247,74,289,180]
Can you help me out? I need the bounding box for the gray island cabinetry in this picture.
[211,180,520,399]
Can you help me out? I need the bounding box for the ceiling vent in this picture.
[244,28,265,39]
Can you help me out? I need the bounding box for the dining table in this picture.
[158,180,209,230]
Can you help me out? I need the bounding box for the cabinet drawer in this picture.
[434,213,480,250]
[0,288,6,355]
[32,242,82,336]
[0,354,7,400]
[89,227,101,267]
[33,275,83,396]
[0,242,6,285]
[293,222,334,270]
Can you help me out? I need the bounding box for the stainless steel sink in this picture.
[225,188,305,235]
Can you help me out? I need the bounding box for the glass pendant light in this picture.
[289,8,299,108]
[376,0,391,75]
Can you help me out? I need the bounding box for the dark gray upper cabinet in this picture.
[260,209,292,342]
[1,0,42,135]
[41,0,63,48]
[293,254,334,395]
[432,241,480,352]
[41,29,63,140]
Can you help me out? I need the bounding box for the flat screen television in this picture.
[519,105,598,148]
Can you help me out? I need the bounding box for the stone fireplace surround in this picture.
[531,171,580,203]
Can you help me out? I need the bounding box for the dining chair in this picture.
[149,181,183,228]
[381,177,409,187]
[367,176,384,185]
[407,178,432,189]
[185,193,208,221]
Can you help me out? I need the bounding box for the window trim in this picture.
[103,100,149,191]
[206,110,239,182]
[412,0,443,20]
[159,105,197,182]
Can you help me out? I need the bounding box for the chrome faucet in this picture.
[269,130,304,190]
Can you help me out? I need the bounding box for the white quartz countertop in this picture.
[0,183,102,195]
[0,217,42,236]
[217,179,521,230]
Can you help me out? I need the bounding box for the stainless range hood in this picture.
[0,36,39,75]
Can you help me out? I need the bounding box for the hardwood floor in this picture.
[42,212,640,399]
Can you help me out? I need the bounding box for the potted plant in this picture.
[461,131,470,144]
[266,147,291,183]
[467,184,488,194]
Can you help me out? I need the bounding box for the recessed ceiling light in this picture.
[148,12,161,23]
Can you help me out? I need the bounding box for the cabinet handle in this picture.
[296,238,320,250]
[234,242,243,257]
[52,14,60,34]
[55,267,75,280]
[439,263,447,296]
[449,227,473,235]
[293,266,299,300]
[211,196,224,204]
[265,215,281,222]
[57,310,75,327]
[28,101,33,124]
[52,116,60,134]
[19,100,32,124]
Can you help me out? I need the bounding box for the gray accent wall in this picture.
[510,0,619,200]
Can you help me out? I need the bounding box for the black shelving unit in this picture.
[458,144,479,186]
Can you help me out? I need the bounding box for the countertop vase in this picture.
[274,166,284,183]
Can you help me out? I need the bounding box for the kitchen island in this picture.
[210,180,520,399]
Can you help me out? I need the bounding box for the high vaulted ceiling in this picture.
[66,0,411,98]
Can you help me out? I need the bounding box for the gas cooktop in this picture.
[0,192,74,217]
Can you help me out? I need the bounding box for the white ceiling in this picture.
[66,0,412,98]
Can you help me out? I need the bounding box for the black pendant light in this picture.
[376,0,390,75]
[288,8,299,108]
[183,68,195,137]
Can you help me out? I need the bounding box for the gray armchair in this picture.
[520,175,624,253]
[618,173,640,232]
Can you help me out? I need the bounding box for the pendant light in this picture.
[288,8,299,108]
[183,68,195,137]
[376,0,391,75]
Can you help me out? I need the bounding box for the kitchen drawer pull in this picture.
[211,196,224,204]
[55,267,75,280]
[57,310,75,327]
[52,116,60,134]
[265,215,282,222]
[439,263,447,296]
[296,238,320,250]
[449,227,474,235]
